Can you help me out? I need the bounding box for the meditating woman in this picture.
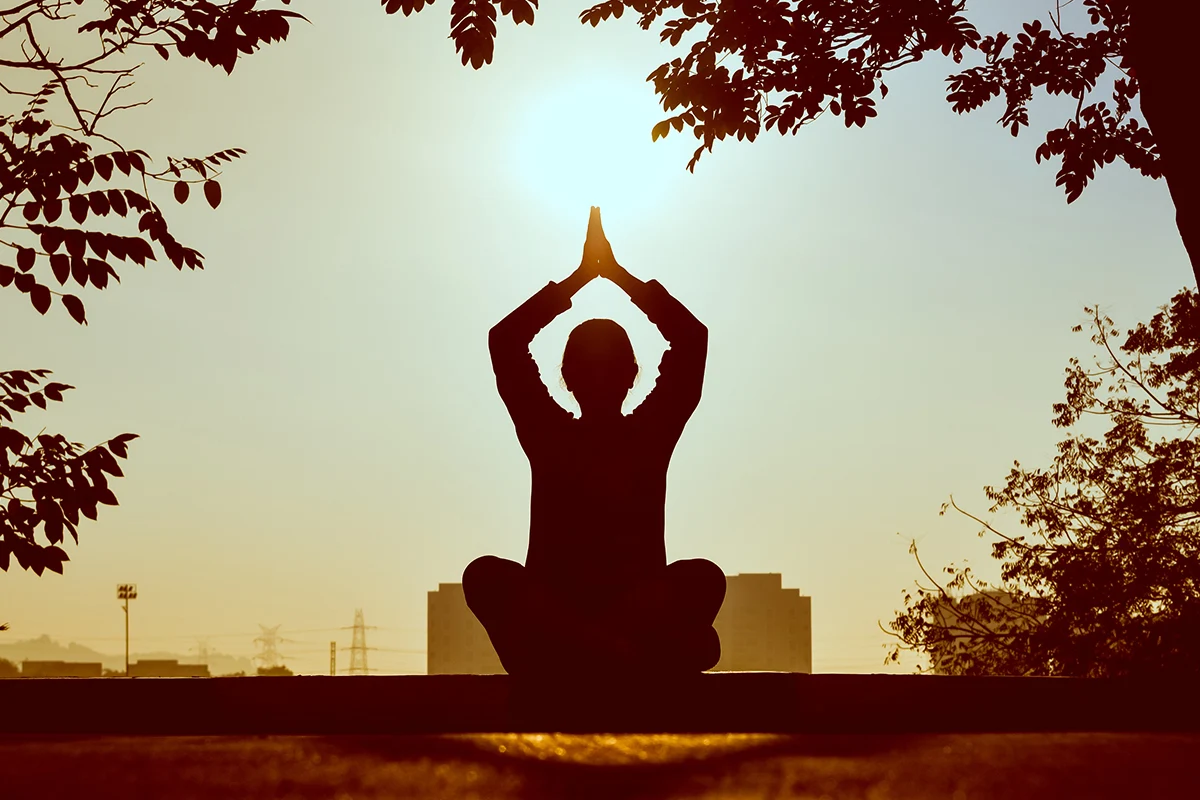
[464,207,725,677]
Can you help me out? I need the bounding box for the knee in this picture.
[671,559,726,594]
[463,554,505,585]
[462,556,521,610]
[669,559,726,617]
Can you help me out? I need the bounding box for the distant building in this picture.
[712,573,812,673]
[21,660,103,678]
[128,659,211,678]
[427,583,504,675]
[427,571,812,674]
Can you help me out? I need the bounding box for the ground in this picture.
[3,732,1198,799]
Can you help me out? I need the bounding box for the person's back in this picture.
[464,207,724,676]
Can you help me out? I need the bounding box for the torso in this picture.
[523,413,677,603]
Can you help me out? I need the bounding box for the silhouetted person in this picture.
[464,207,726,677]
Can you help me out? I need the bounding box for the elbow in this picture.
[488,324,503,344]
[488,323,510,353]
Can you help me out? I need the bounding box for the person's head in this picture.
[561,319,638,413]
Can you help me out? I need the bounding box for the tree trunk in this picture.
[1128,0,1200,286]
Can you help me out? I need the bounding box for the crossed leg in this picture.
[602,558,726,673]
[463,555,726,676]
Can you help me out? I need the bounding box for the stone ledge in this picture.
[2,672,1196,734]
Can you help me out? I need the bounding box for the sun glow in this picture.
[512,75,685,229]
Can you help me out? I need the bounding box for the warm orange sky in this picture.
[0,2,1191,674]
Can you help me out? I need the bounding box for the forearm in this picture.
[558,264,596,298]
[490,279,573,350]
[607,263,645,298]
[624,274,706,345]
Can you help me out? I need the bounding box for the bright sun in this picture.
[512,75,684,228]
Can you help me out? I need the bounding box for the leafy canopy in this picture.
[2,2,305,584]
[1,0,304,323]
[887,290,1200,677]
[1,370,136,576]
[382,0,1156,201]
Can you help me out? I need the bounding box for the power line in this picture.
[45,625,424,643]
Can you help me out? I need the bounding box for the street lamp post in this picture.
[117,584,137,676]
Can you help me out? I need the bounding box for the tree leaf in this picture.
[30,284,52,315]
[65,230,86,259]
[71,256,88,287]
[50,254,70,285]
[87,259,112,289]
[62,294,86,325]
[174,181,190,204]
[204,180,222,209]
[69,195,89,224]
[88,192,111,216]
[40,228,63,254]
[44,547,68,575]
[17,248,35,273]
[44,516,64,545]
[92,447,124,477]
[108,190,128,217]
[93,155,113,181]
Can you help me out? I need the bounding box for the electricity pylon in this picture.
[348,609,369,675]
[253,624,284,670]
[192,639,211,667]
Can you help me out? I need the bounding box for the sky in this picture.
[0,2,1191,675]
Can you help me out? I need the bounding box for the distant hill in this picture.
[0,635,255,676]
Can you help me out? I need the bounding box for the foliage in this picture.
[256,664,293,676]
[384,0,1145,187]
[886,289,1200,677]
[1,0,305,322]
[943,1,1155,204]
[382,0,1198,282]
[2,2,306,581]
[1,369,136,575]
[0,656,18,676]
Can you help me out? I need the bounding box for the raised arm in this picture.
[575,206,707,434]
[612,265,709,428]
[489,235,601,445]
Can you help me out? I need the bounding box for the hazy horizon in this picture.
[1,1,1192,675]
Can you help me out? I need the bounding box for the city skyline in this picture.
[2,570,817,675]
